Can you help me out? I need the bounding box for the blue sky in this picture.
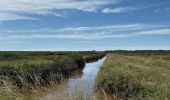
[0,0,170,51]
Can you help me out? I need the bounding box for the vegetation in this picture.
[0,56,80,88]
[0,51,105,99]
[96,53,170,100]
[83,53,105,63]
[1,50,170,100]
[0,76,24,100]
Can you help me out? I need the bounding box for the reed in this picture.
[0,51,105,99]
[96,54,170,99]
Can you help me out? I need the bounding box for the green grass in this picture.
[0,51,105,99]
[96,54,170,100]
[1,51,170,100]
[0,54,85,88]
[83,53,105,63]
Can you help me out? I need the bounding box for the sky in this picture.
[0,0,170,51]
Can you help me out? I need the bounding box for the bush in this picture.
[70,54,85,67]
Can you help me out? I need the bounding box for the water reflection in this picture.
[40,57,106,100]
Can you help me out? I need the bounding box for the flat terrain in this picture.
[0,51,105,100]
[0,51,170,100]
[96,53,170,100]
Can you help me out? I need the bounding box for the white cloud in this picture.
[0,24,170,44]
[102,7,136,13]
[1,28,170,43]
[0,0,117,21]
[0,13,37,21]
[102,2,169,14]
[0,32,132,42]
[58,24,166,32]
[134,29,170,35]
[1,23,167,33]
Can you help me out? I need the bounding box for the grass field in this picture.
[96,53,170,100]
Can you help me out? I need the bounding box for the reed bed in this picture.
[0,51,105,99]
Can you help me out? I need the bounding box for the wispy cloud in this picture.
[0,0,117,21]
[0,23,170,44]
[154,7,170,15]
[0,13,37,21]
[58,24,167,32]
[0,32,132,42]
[102,2,169,14]
[1,24,168,33]
[134,29,170,35]
[102,7,137,13]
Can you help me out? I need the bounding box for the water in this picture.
[39,57,106,100]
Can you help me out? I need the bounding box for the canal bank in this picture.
[35,56,106,100]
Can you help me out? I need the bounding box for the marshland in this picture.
[0,50,170,100]
[96,50,170,100]
[0,51,105,100]
[1,0,170,99]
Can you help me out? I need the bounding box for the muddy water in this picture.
[38,57,106,100]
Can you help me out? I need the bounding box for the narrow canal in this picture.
[38,57,106,100]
